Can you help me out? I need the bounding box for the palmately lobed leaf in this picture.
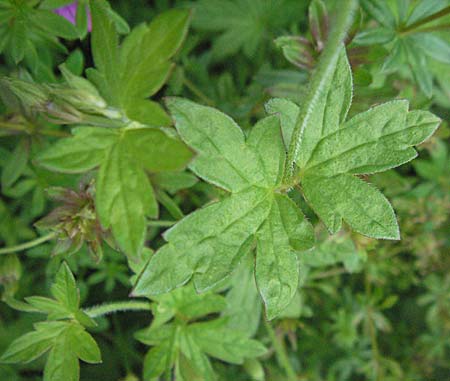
[134,46,440,320]
[134,98,315,319]
[269,46,440,240]
[36,125,192,258]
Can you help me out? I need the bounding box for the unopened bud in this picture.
[309,0,329,51]
[275,36,315,69]
[1,77,48,109]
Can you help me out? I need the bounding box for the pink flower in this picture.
[54,1,92,32]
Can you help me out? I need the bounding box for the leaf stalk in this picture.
[284,0,358,184]
[0,232,56,255]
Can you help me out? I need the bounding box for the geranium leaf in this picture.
[134,98,314,319]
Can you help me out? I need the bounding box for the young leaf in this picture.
[50,262,79,311]
[0,322,65,364]
[135,284,266,380]
[1,321,101,381]
[188,318,267,364]
[133,98,314,319]
[149,283,226,325]
[43,323,101,381]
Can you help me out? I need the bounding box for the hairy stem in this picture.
[0,232,56,255]
[85,300,151,318]
[284,0,358,183]
[264,319,297,381]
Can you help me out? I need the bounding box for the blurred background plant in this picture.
[0,0,449,380]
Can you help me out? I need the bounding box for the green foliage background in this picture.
[0,0,449,380]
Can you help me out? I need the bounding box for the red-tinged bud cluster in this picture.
[35,181,113,261]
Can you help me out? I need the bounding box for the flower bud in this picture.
[275,36,315,69]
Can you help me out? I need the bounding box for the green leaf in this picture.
[35,127,117,173]
[404,41,433,97]
[302,233,367,272]
[406,0,448,26]
[166,97,266,192]
[37,126,192,257]
[96,135,158,257]
[51,263,79,311]
[412,34,450,64]
[153,284,227,323]
[1,138,29,189]
[222,258,261,336]
[90,0,120,104]
[32,10,79,40]
[39,0,74,9]
[192,0,306,60]
[134,99,314,319]
[134,187,271,295]
[141,325,178,379]
[353,27,396,45]
[24,296,70,318]
[90,6,190,123]
[277,48,440,239]
[153,171,198,194]
[123,99,171,127]
[188,318,267,364]
[265,97,300,148]
[256,194,313,319]
[119,9,190,100]
[69,325,102,364]
[43,323,101,381]
[303,173,400,239]
[295,48,353,168]
[0,319,100,381]
[178,330,216,381]
[143,340,176,379]
[0,322,65,364]
[10,16,27,63]
[360,0,396,28]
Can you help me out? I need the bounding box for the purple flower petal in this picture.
[54,1,92,32]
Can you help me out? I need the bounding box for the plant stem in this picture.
[284,0,358,184]
[0,232,56,255]
[85,300,151,318]
[264,319,297,381]
[400,5,450,34]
